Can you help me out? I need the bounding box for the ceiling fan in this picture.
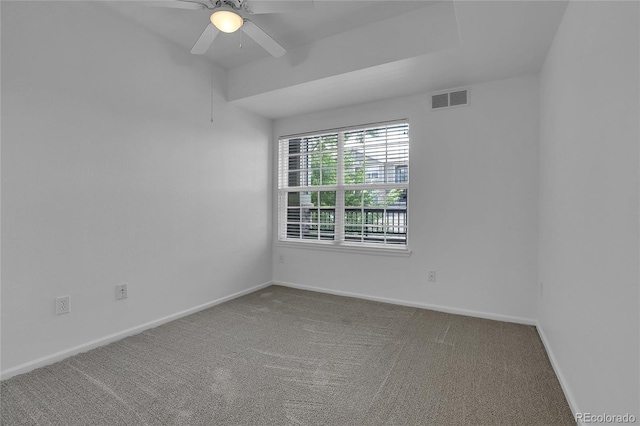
[152,0,313,57]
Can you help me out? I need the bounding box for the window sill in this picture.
[275,240,412,257]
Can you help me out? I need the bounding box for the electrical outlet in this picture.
[279,254,285,264]
[55,296,70,315]
[428,271,436,282]
[116,283,128,300]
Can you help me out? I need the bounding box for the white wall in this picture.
[273,75,540,324]
[1,1,272,375]
[538,0,639,419]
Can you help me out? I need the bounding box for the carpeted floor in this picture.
[1,285,574,425]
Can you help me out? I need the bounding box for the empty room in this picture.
[1,0,638,425]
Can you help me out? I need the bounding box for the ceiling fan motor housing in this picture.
[214,0,244,12]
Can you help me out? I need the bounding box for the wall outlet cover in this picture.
[55,296,70,315]
[116,283,128,300]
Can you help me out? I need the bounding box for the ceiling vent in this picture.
[431,89,469,110]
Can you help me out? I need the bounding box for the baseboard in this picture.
[0,281,273,381]
[536,323,581,425]
[273,281,536,326]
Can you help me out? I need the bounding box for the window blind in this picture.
[278,121,409,248]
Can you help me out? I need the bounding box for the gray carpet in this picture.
[1,285,574,425]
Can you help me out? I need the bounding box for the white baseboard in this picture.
[273,281,536,326]
[0,281,273,381]
[536,323,581,425]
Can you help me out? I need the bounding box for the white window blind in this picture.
[278,120,409,249]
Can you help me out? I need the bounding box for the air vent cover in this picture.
[449,90,468,106]
[431,93,449,109]
[431,89,469,110]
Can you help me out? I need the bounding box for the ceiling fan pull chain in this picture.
[210,48,215,123]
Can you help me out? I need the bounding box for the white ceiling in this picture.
[105,0,434,68]
[105,0,568,119]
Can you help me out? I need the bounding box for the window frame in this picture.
[276,119,411,255]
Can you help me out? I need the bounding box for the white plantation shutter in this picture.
[278,120,409,248]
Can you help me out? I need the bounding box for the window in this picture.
[395,165,408,183]
[278,120,409,249]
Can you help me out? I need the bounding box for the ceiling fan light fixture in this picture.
[210,10,244,33]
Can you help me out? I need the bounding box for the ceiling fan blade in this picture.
[191,23,219,54]
[242,20,286,57]
[145,0,207,10]
[245,0,313,15]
